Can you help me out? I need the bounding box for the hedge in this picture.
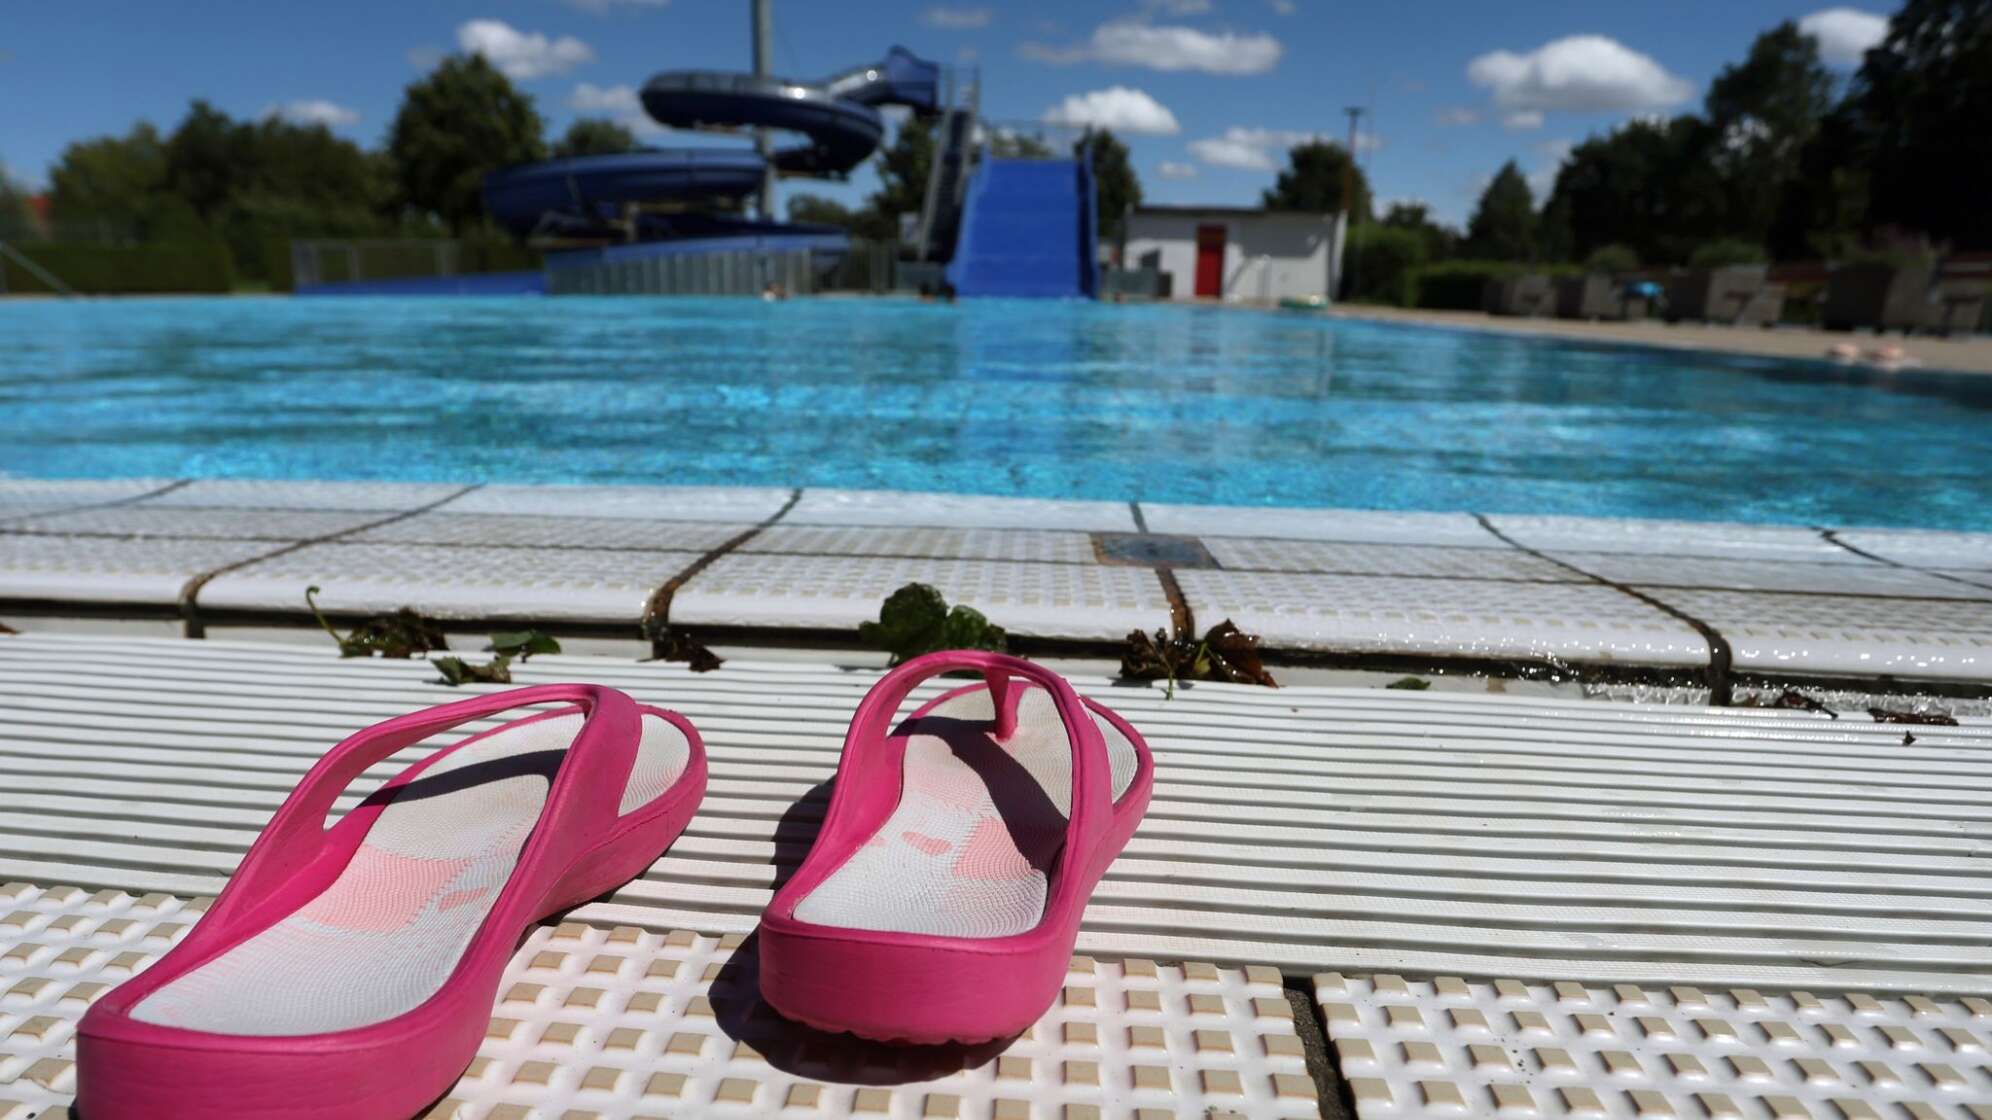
[1410,261,1520,310]
[1,241,234,294]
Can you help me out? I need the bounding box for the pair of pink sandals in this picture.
[76,651,1154,1120]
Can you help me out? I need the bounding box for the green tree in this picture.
[1846,0,1992,249]
[1345,224,1427,305]
[1771,102,1871,259]
[164,100,245,224]
[1075,129,1140,243]
[0,162,37,240]
[48,124,183,241]
[1380,202,1459,261]
[1539,116,1735,265]
[553,118,638,159]
[1261,140,1371,220]
[852,117,935,241]
[1704,22,1836,249]
[786,193,857,228]
[1464,161,1537,261]
[388,54,546,233]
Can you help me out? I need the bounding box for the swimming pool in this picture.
[4,296,1987,530]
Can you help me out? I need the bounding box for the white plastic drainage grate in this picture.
[1315,971,1992,1119]
[0,882,1319,1120]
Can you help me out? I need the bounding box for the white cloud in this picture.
[1799,7,1888,67]
[263,99,359,127]
[457,18,594,80]
[568,83,663,136]
[1435,106,1481,126]
[1158,160,1199,179]
[1467,35,1693,123]
[1268,0,1297,13]
[920,5,993,29]
[1041,87,1181,134]
[1187,126,1328,170]
[1021,18,1282,75]
[566,0,668,10]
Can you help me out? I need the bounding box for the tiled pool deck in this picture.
[2,478,1988,695]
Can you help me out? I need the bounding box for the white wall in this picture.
[1124,212,1341,302]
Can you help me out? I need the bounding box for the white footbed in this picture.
[791,686,1138,939]
[131,711,689,1036]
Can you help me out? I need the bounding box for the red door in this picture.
[1194,224,1226,298]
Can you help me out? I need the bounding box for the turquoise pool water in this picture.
[4,296,1988,529]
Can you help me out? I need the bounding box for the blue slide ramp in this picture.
[946,158,1099,299]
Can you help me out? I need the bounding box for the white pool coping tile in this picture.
[1141,503,1501,547]
[1559,552,1989,599]
[0,506,385,542]
[1316,972,1992,1119]
[1488,514,1859,563]
[743,525,1099,564]
[0,479,172,520]
[445,484,794,522]
[199,542,702,624]
[134,479,465,512]
[351,513,753,553]
[787,489,1138,531]
[671,553,1170,640]
[1835,527,1992,572]
[0,536,279,605]
[1177,569,1709,667]
[1207,539,1581,582]
[1641,588,1992,681]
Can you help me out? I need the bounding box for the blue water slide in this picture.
[946,157,1098,299]
[484,47,940,237]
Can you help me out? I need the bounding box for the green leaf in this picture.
[1385,676,1432,690]
[433,654,512,687]
[487,629,560,660]
[857,583,1007,666]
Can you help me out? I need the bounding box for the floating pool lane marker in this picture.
[1316,971,1992,1118]
[0,882,1320,1119]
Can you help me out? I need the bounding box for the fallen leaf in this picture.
[433,654,513,686]
[1119,618,1277,698]
[488,629,561,661]
[1386,676,1432,691]
[1866,706,1958,726]
[305,586,449,660]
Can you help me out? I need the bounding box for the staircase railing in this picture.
[0,242,77,297]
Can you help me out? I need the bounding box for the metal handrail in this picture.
[0,241,77,297]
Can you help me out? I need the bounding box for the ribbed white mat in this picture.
[1,635,1988,993]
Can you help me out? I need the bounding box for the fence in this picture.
[289,239,540,290]
[544,238,899,297]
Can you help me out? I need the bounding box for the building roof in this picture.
[1130,205,1337,219]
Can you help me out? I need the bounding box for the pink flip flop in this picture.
[77,683,706,1120]
[758,650,1153,1043]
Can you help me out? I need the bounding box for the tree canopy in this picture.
[1076,129,1141,243]
[1261,140,1371,220]
[1849,0,1992,249]
[387,54,546,234]
[553,119,638,159]
[1464,161,1536,261]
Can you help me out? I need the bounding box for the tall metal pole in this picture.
[752,0,777,221]
[1342,105,1363,299]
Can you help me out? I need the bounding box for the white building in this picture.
[1122,206,1347,303]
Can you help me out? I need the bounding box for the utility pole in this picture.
[752,0,777,221]
[1342,105,1364,300]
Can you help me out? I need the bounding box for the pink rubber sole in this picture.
[757,655,1154,1045]
[76,695,706,1120]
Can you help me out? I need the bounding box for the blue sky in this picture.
[2,0,1894,225]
